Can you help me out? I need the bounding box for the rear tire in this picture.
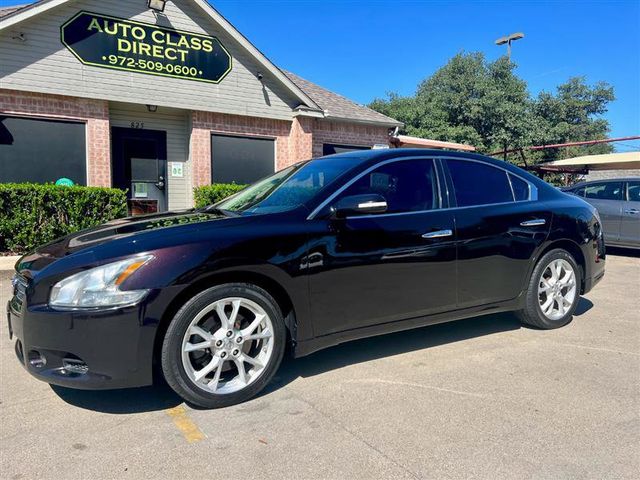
[517,249,581,329]
[161,283,286,408]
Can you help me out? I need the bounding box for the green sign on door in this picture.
[61,11,232,83]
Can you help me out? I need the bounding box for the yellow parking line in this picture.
[165,405,206,443]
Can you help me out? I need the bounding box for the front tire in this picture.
[161,283,286,408]
[518,249,581,329]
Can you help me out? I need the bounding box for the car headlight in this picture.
[49,255,153,309]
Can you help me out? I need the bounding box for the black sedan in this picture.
[8,149,606,408]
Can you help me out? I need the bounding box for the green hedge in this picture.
[0,183,128,254]
[193,183,247,208]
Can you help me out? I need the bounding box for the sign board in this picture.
[61,11,232,84]
[55,177,75,186]
[133,182,148,198]
[170,162,184,178]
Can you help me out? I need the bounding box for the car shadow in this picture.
[50,382,182,414]
[574,297,593,316]
[51,298,594,413]
[262,311,524,397]
[607,246,640,258]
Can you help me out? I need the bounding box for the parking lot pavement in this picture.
[1,251,638,480]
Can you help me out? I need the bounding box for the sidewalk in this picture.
[0,256,19,271]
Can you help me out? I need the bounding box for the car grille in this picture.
[10,273,28,312]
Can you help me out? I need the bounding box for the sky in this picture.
[2,0,639,150]
[209,0,640,149]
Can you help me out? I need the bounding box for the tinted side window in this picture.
[628,181,640,202]
[584,182,623,201]
[573,187,586,197]
[337,159,438,214]
[448,160,513,207]
[509,173,530,201]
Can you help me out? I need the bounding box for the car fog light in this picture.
[28,350,46,368]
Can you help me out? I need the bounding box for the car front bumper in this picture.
[7,287,181,390]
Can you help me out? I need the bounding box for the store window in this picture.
[0,116,87,184]
[211,134,275,184]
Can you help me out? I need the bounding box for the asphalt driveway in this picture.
[1,250,638,479]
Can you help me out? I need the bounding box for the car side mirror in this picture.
[331,194,388,218]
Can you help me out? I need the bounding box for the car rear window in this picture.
[509,174,530,201]
[448,159,514,207]
[584,182,623,201]
[627,181,640,202]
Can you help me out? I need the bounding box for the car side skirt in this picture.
[293,298,521,358]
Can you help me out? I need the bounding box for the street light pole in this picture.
[495,32,525,63]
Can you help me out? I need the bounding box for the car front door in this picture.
[305,158,457,336]
[583,181,624,244]
[443,159,551,308]
[620,180,640,247]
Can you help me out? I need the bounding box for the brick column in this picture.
[288,116,314,163]
[190,112,212,188]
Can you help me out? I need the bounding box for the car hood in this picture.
[15,210,241,275]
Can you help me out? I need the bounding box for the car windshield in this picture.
[213,156,361,215]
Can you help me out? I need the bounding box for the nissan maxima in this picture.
[7,149,606,408]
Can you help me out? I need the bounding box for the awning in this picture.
[389,135,475,152]
[538,151,640,172]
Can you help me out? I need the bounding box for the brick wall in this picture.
[190,111,294,187]
[190,114,392,190]
[0,89,111,186]
[585,169,640,181]
[312,120,391,158]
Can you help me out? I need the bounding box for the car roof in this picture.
[568,177,640,188]
[316,148,544,183]
[319,148,509,167]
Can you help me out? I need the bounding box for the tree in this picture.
[370,53,615,165]
[529,77,615,162]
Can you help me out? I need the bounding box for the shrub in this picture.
[0,183,128,254]
[193,183,247,208]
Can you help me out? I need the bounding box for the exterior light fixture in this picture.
[495,32,525,63]
[146,105,158,112]
[147,0,167,13]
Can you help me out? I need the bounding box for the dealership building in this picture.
[0,0,407,212]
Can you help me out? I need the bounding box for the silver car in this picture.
[563,177,640,248]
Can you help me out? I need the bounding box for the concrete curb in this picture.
[0,256,20,271]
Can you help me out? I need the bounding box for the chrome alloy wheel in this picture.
[537,258,577,321]
[181,297,274,395]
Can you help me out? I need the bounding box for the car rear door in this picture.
[620,180,640,247]
[442,158,551,308]
[305,157,457,336]
[583,181,624,244]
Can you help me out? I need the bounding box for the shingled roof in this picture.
[1,1,402,127]
[283,70,402,127]
[0,5,29,17]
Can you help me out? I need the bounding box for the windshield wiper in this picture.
[202,206,240,217]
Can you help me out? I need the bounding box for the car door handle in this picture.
[624,209,639,214]
[422,229,453,239]
[520,219,546,227]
